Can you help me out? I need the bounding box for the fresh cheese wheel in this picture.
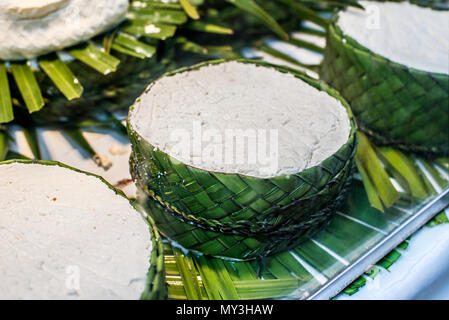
[0,161,151,300]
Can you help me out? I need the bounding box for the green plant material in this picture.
[195,255,240,299]
[112,33,157,59]
[5,150,30,160]
[10,63,44,113]
[140,215,167,300]
[226,0,289,39]
[256,44,320,71]
[39,55,83,100]
[176,37,208,54]
[377,249,401,270]
[204,45,234,54]
[300,27,327,37]
[364,266,380,279]
[0,128,9,161]
[75,113,128,137]
[427,210,449,227]
[277,0,329,29]
[131,60,357,261]
[0,64,13,123]
[21,126,41,159]
[321,23,449,154]
[355,132,400,211]
[180,0,200,19]
[301,0,364,9]
[185,21,234,34]
[234,279,303,299]
[68,43,120,75]
[122,21,178,39]
[377,147,429,200]
[172,249,204,300]
[288,37,324,53]
[62,128,96,158]
[419,159,449,190]
[131,1,182,10]
[128,7,188,24]
[343,276,366,295]
[436,158,449,171]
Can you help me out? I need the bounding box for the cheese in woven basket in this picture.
[0,160,165,300]
[321,0,449,154]
[128,59,357,260]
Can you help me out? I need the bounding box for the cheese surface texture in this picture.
[0,162,151,300]
[0,0,128,60]
[130,61,351,178]
[337,1,449,74]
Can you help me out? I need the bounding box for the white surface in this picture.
[338,1,449,74]
[130,61,351,178]
[0,0,128,60]
[0,162,151,299]
[337,220,449,300]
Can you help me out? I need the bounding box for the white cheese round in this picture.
[0,162,151,300]
[129,61,351,178]
[337,1,449,74]
[0,0,129,60]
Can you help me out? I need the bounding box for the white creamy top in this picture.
[130,61,351,178]
[337,1,449,74]
[0,0,128,60]
[0,163,151,299]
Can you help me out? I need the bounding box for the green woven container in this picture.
[320,8,449,155]
[128,59,357,260]
[0,159,166,300]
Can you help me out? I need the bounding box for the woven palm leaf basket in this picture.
[320,0,449,155]
[128,59,357,261]
[0,159,166,299]
[0,0,193,126]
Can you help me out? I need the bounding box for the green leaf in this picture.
[226,0,288,39]
[172,249,203,300]
[0,64,13,123]
[131,1,182,10]
[180,0,200,19]
[112,33,156,59]
[419,159,449,190]
[185,21,234,34]
[355,132,400,211]
[176,37,208,54]
[377,147,429,199]
[21,126,41,159]
[62,128,96,158]
[68,43,120,75]
[300,0,364,10]
[0,128,9,161]
[5,150,31,160]
[256,44,320,71]
[10,62,44,114]
[278,0,330,29]
[287,37,324,53]
[436,158,449,171]
[122,21,177,39]
[39,55,83,100]
[128,8,188,25]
